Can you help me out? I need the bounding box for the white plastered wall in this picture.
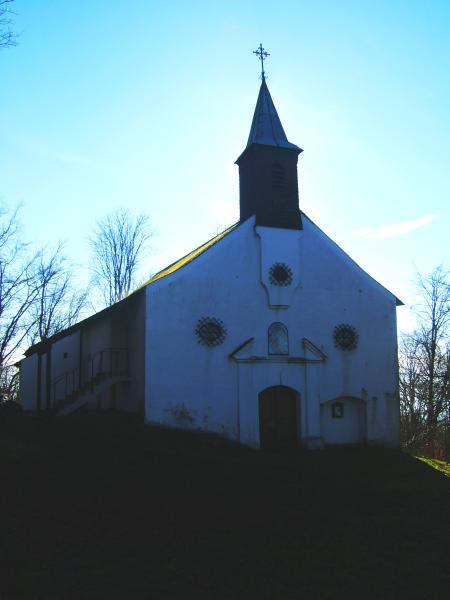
[145,214,400,448]
[19,354,38,411]
[51,332,80,407]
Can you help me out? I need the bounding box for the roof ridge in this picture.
[135,221,241,291]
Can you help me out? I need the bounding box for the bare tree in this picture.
[0,204,40,368]
[399,266,450,458]
[90,209,153,307]
[0,363,18,402]
[0,204,87,402]
[0,0,18,49]
[415,267,450,429]
[27,244,88,344]
[0,203,41,402]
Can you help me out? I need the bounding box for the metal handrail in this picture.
[51,347,129,410]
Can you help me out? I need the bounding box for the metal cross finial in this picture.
[253,43,270,80]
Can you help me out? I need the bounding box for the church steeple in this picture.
[245,78,301,152]
[236,50,303,230]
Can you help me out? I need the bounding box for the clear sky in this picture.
[1,0,449,332]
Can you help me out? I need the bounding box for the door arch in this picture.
[258,386,299,450]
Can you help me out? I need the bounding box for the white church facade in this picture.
[19,76,402,450]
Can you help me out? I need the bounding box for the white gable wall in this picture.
[145,215,400,448]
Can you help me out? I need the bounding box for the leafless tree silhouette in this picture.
[90,209,153,307]
[0,205,87,401]
[400,266,450,459]
[28,244,87,344]
[0,204,40,368]
[0,0,18,49]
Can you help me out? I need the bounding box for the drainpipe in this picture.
[45,346,52,412]
[36,353,42,413]
[303,347,309,446]
[78,329,83,392]
[236,362,241,443]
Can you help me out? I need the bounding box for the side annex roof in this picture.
[24,221,241,357]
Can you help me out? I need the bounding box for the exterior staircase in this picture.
[51,348,129,416]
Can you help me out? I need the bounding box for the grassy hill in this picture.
[1,413,449,599]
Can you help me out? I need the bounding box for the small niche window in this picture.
[271,163,285,192]
[268,322,289,355]
[63,352,68,359]
[332,402,344,419]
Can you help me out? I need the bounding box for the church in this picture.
[19,58,402,449]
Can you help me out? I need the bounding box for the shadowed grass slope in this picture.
[1,413,449,599]
[416,456,450,477]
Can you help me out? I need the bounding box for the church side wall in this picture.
[125,292,145,413]
[50,332,80,407]
[82,318,111,360]
[81,316,115,410]
[19,352,51,411]
[51,332,79,378]
[19,354,38,411]
[19,293,147,414]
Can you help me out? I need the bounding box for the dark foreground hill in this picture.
[1,414,449,599]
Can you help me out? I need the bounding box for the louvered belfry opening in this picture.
[237,143,302,229]
[272,162,285,192]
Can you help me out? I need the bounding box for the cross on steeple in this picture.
[253,43,270,80]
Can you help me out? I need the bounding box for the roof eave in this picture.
[235,141,303,165]
[24,289,145,357]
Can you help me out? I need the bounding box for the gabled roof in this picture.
[135,221,239,290]
[245,79,301,152]
[300,212,404,306]
[24,287,144,356]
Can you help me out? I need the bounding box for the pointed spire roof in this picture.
[245,78,301,152]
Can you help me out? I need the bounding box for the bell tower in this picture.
[236,46,303,230]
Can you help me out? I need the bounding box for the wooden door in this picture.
[259,386,298,450]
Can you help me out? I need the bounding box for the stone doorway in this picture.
[258,386,299,450]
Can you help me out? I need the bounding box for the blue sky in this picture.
[1,0,449,331]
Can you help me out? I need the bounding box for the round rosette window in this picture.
[195,317,227,347]
[333,324,358,351]
[269,262,293,286]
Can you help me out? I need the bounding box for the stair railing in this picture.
[51,347,129,412]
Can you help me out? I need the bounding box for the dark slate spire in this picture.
[246,79,301,152]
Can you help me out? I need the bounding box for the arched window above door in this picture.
[268,322,289,355]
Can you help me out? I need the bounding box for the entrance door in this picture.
[258,386,298,450]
